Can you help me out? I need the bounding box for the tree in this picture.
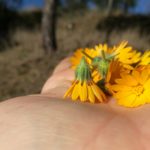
[42,0,58,54]
[105,0,114,16]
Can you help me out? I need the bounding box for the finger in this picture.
[41,68,74,95]
[0,95,148,150]
[0,95,115,150]
[52,57,71,75]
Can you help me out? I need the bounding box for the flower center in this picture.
[134,85,144,96]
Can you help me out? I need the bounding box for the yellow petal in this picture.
[63,81,76,98]
[87,84,95,103]
[91,82,105,102]
[145,90,150,103]
[132,70,140,82]
[140,69,149,84]
[132,95,145,107]
[71,82,80,100]
[79,81,87,102]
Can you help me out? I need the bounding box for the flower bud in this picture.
[98,59,109,78]
[75,57,92,82]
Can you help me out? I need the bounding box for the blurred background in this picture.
[0,0,150,101]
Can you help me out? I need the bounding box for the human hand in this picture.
[0,58,149,150]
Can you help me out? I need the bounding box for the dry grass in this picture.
[0,11,150,101]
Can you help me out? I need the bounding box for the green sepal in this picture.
[92,50,116,79]
[75,57,91,82]
[98,59,109,78]
[92,57,102,67]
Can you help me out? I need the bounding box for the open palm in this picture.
[0,58,149,150]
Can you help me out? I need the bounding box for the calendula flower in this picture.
[67,41,150,108]
[111,68,150,107]
[114,41,141,69]
[64,57,106,103]
[70,47,114,83]
[91,50,118,83]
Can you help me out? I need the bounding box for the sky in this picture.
[133,0,150,14]
[20,0,44,9]
[20,0,150,14]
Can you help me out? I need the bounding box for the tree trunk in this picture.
[105,0,114,16]
[42,0,58,54]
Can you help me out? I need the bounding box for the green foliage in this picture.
[123,0,136,7]
[57,0,137,13]
[59,0,89,11]
[91,0,108,9]
[67,0,88,9]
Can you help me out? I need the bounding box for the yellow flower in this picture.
[111,69,150,107]
[64,57,106,103]
[70,47,107,83]
[114,41,141,69]
[138,50,150,66]
[70,41,141,85]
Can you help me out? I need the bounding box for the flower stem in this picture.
[101,50,106,60]
[82,50,93,60]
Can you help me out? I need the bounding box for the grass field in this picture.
[0,11,150,101]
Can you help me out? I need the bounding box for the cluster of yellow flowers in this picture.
[64,41,150,108]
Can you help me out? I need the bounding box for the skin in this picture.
[0,58,150,150]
